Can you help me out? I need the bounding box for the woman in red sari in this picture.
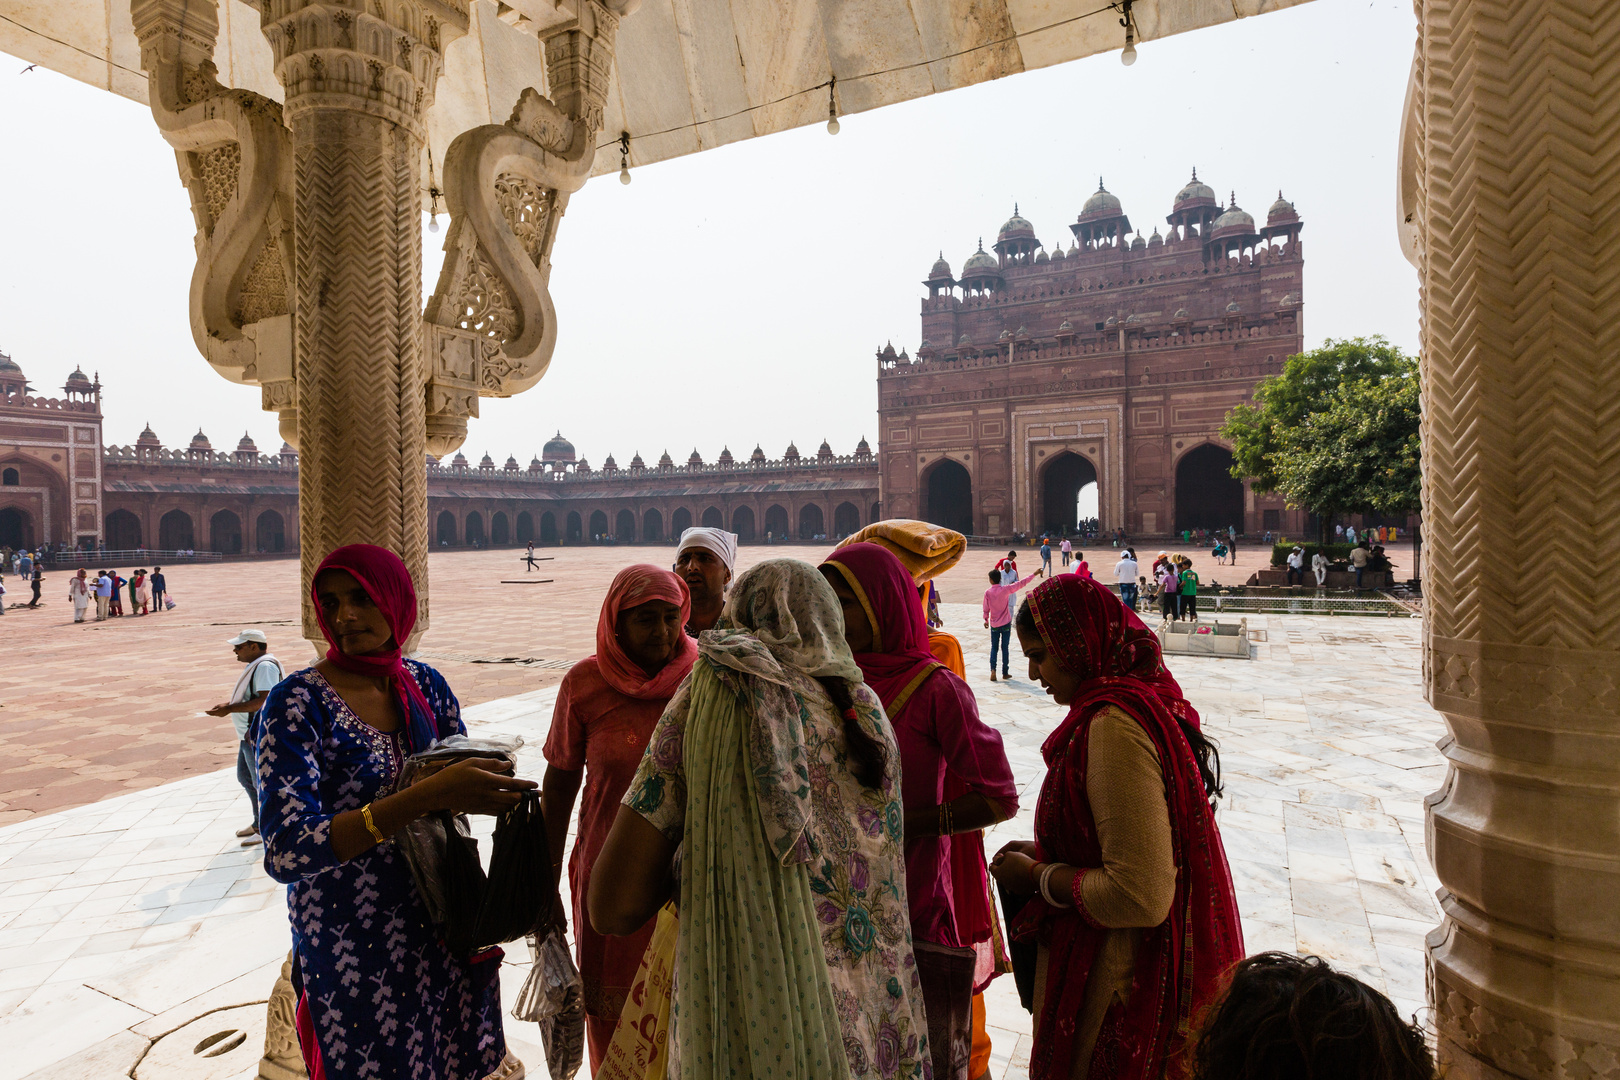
[821,542,1018,1080]
[989,574,1242,1080]
[539,564,699,1068]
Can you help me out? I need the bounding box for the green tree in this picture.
[1221,337,1421,540]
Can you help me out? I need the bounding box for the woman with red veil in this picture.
[989,574,1243,1079]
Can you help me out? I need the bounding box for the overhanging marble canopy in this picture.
[4,0,1312,180]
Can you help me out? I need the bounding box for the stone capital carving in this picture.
[132,0,295,425]
[422,0,617,454]
[247,1,470,133]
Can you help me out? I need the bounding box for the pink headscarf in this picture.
[311,544,438,754]
[592,564,698,700]
[820,542,942,714]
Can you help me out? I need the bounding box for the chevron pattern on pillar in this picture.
[1418,0,1620,1076]
[293,109,428,642]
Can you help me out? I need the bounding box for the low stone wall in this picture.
[1252,568,1393,589]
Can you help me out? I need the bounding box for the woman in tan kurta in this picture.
[990,574,1243,1080]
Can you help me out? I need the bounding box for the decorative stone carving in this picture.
[1407,1,1620,1074]
[259,952,305,1080]
[423,0,617,455]
[130,0,296,443]
[244,0,470,645]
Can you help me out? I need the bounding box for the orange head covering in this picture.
[593,564,700,700]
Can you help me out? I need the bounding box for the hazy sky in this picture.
[0,0,1417,467]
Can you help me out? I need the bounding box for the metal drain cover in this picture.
[135,1004,266,1080]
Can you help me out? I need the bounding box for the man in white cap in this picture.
[674,526,737,636]
[206,630,283,846]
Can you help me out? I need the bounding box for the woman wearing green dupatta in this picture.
[591,558,933,1079]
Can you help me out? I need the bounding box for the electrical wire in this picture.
[598,1,1123,151]
[0,13,148,81]
[3,1,1128,153]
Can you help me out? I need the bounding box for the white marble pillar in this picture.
[249,1,468,643]
[1407,0,1620,1076]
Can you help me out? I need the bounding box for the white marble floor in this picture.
[0,609,1444,1080]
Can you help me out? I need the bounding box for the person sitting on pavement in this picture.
[205,630,284,846]
[673,525,737,635]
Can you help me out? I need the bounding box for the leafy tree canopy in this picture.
[1221,336,1421,526]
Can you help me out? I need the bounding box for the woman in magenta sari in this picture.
[989,574,1242,1080]
[821,542,1018,1080]
[540,564,698,1067]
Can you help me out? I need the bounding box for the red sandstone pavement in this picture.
[1,539,1404,824]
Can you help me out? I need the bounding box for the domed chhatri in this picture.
[602,453,618,471]
[529,456,545,473]
[189,429,213,451]
[541,430,576,463]
[630,451,646,469]
[137,423,162,449]
[478,452,495,469]
[0,351,30,396]
[959,238,1003,293]
[718,446,734,465]
[817,438,834,459]
[451,451,469,468]
[1080,178,1123,218]
[961,239,999,274]
[504,455,520,471]
[64,366,94,395]
[750,445,767,463]
[855,435,872,457]
[1172,167,1219,212]
[1211,193,1256,238]
[236,432,259,455]
[784,441,801,461]
[998,204,1036,241]
[657,450,674,468]
[1267,190,1299,224]
[928,252,953,280]
[688,448,703,467]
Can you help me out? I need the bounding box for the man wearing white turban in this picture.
[674,526,737,635]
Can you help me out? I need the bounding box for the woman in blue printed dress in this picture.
[258,544,536,1080]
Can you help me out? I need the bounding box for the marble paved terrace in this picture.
[0,593,1445,1080]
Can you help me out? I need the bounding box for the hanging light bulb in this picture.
[619,131,633,185]
[1119,1,1138,66]
[426,148,443,232]
[826,75,840,135]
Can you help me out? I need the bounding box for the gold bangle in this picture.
[361,803,385,845]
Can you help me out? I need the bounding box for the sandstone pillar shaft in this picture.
[1410,1,1620,1076]
[252,1,467,642]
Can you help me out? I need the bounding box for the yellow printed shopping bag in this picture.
[597,901,678,1080]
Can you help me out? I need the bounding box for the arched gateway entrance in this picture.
[922,459,973,536]
[1174,445,1244,533]
[1038,452,1098,534]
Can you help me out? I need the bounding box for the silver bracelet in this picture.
[1038,862,1066,907]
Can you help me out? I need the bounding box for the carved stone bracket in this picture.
[422,0,616,456]
[131,0,297,444]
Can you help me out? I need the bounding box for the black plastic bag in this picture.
[996,881,1038,1012]
[393,737,520,959]
[473,791,553,946]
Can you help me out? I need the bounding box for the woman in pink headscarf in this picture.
[821,542,1019,1080]
[258,544,536,1080]
[540,563,699,1067]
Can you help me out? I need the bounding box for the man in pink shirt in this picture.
[983,567,1043,680]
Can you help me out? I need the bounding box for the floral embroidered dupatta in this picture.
[1013,575,1243,1080]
